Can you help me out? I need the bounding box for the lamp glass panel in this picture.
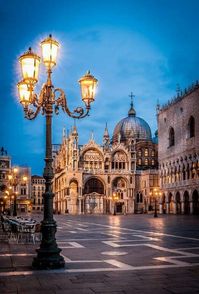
[18,82,31,105]
[41,43,58,67]
[21,57,39,81]
[80,80,97,105]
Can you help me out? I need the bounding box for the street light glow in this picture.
[19,48,40,84]
[40,34,59,69]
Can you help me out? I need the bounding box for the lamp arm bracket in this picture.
[53,88,90,119]
[24,104,41,120]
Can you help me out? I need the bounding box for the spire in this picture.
[72,119,78,136]
[103,123,110,146]
[62,127,66,138]
[176,83,181,97]
[128,92,136,116]
[90,130,94,141]
[156,98,160,113]
[103,122,109,138]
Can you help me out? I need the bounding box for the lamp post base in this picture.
[32,248,65,270]
[32,220,65,270]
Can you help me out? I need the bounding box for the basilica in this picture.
[52,99,159,215]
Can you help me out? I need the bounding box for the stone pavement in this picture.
[0,214,199,293]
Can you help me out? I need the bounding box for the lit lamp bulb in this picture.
[79,71,98,107]
[23,176,28,182]
[17,80,32,106]
[19,47,40,84]
[8,175,13,180]
[13,168,18,174]
[41,34,59,69]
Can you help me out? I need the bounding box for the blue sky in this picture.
[1,0,199,175]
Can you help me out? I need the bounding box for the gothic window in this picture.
[151,150,155,157]
[182,165,186,180]
[21,188,26,195]
[144,148,148,156]
[188,116,195,138]
[83,149,103,171]
[138,159,142,165]
[138,150,142,157]
[151,159,155,166]
[144,158,148,165]
[169,127,175,147]
[112,151,127,170]
[136,193,143,203]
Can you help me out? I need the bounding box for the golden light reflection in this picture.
[109,215,121,227]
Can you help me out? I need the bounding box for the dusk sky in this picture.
[1,0,199,175]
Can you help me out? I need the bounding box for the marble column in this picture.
[166,202,170,214]
[190,201,193,214]
[78,197,81,215]
[173,202,177,214]
[159,203,163,214]
[181,201,185,214]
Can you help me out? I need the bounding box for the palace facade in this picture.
[52,101,159,215]
[158,82,199,214]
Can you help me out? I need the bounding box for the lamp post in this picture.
[8,168,28,216]
[17,34,98,270]
[8,168,18,216]
[149,188,162,218]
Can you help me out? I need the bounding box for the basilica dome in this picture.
[112,102,152,143]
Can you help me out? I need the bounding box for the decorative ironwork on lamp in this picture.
[17,34,98,270]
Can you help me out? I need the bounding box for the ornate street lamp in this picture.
[8,168,27,216]
[149,188,162,218]
[17,34,98,270]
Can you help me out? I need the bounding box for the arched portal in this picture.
[176,192,181,214]
[84,178,104,195]
[83,178,105,214]
[192,190,199,215]
[112,177,127,214]
[184,191,190,214]
[69,180,78,214]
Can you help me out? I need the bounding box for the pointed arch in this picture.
[188,116,195,138]
[192,190,199,214]
[169,127,175,147]
[184,191,190,214]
